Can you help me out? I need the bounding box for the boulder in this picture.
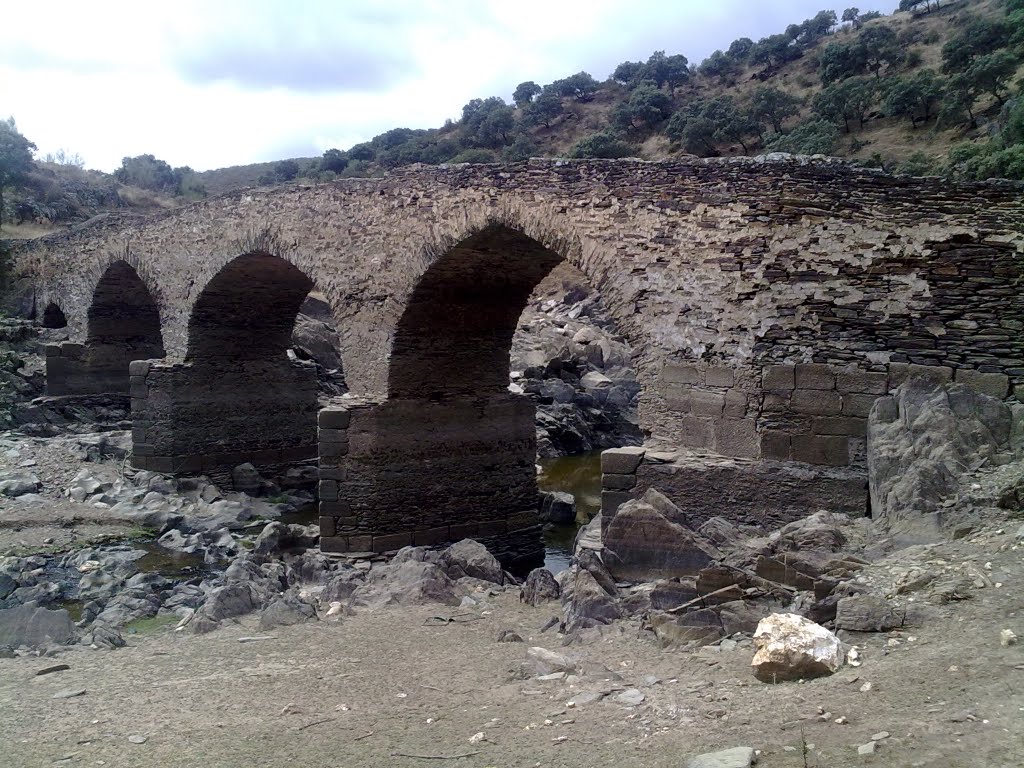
[259,595,317,629]
[253,521,318,557]
[868,380,1018,534]
[440,540,503,584]
[539,491,576,524]
[523,646,576,676]
[560,566,620,631]
[352,561,459,609]
[834,595,903,632]
[520,568,560,605]
[0,603,77,649]
[603,489,719,581]
[646,608,724,648]
[231,463,262,495]
[751,613,842,682]
[0,471,41,497]
[686,747,757,768]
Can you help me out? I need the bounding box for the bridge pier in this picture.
[129,358,318,482]
[317,395,544,568]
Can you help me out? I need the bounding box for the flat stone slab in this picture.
[686,747,756,768]
[601,446,646,474]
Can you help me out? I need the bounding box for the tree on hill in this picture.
[750,33,801,71]
[941,16,1013,73]
[842,8,862,28]
[0,117,37,232]
[749,86,803,134]
[461,97,516,147]
[698,50,742,84]
[727,38,754,61]
[820,25,902,84]
[551,72,600,102]
[813,76,878,131]
[666,95,759,155]
[320,148,349,174]
[962,50,1019,106]
[513,81,542,107]
[612,83,674,131]
[765,119,840,154]
[612,60,645,86]
[643,51,690,93]
[114,154,200,195]
[884,70,944,127]
[522,88,564,128]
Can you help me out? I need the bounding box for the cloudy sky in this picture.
[1,0,897,172]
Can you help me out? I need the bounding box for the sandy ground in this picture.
[2,527,1023,768]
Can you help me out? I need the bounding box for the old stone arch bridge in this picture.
[14,157,1024,565]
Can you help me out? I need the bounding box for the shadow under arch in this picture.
[46,260,165,396]
[320,222,604,567]
[41,302,68,329]
[131,252,327,483]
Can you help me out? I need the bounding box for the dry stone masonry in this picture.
[12,156,1024,562]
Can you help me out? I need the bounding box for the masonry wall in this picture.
[45,342,135,396]
[130,358,318,480]
[318,394,543,565]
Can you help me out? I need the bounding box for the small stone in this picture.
[1000,629,1017,646]
[871,731,890,741]
[857,741,876,755]
[616,688,645,706]
[859,682,873,693]
[52,689,86,699]
[127,735,147,744]
[35,664,71,676]
[685,746,756,768]
[496,629,524,643]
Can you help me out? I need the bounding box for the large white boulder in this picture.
[751,613,842,682]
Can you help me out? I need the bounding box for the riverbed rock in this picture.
[440,540,503,584]
[560,566,620,631]
[540,491,576,524]
[834,595,904,632]
[0,471,41,497]
[751,613,842,682]
[352,561,460,609]
[231,463,262,495]
[0,603,77,649]
[521,568,560,605]
[603,489,719,581]
[254,521,319,557]
[686,747,757,768]
[258,595,317,629]
[647,608,724,648]
[868,380,1019,535]
[523,646,576,676]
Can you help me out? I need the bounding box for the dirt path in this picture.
[3,554,1023,768]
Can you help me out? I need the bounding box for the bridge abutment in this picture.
[129,358,318,481]
[317,394,544,568]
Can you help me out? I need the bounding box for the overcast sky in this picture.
[1,0,897,173]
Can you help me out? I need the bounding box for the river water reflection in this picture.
[537,450,603,574]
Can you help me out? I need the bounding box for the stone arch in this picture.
[388,224,564,399]
[86,260,165,361]
[41,302,68,329]
[186,253,314,362]
[131,251,327,483]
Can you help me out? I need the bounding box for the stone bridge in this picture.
[13,157,1024,565]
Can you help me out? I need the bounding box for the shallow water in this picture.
[537,450,603,574]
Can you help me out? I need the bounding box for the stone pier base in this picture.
[45,342,146,396]
[318,394,543,567]
[129,358,318,483]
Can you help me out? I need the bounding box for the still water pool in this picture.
[537,450,603,574]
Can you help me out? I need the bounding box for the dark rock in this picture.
[835,595,904,632]
[259,595,317,629]
[521,568,560,605]
[0,471,41,497]
[440,539,503,584]
[714,600,776,635]
[391,546,438,566]
[231,463,262,495]
[649,579,700,611]
[352,561,459,608]
[193,582,266,632]
[0,603,77,649]
[496,629,524,643]
[560,566,621,631]
[576,549,618,596]
[254,521,318,557]
[603,489,719,581]
[80,622,126,649]
[539,491,576,524]
[647,608,724,648]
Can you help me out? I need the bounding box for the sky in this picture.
[0,0,898,173]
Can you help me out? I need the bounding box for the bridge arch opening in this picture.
[131,252,339,485]
[46,260,164,396]
[41,302,68,329]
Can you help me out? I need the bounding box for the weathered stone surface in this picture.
[258,596,317,630]
[647,608,724,647]
[440,539,504,584]
[521,568,560,605]
[603,489,719,581]
[601,446,646,474]
[835,595,903,632]
[869,380,1018,534]
[751,613,842,682]
[560,566,620,631]
[352,561,460,608]
[539,491,576,524]
[0,472,41,497]
[686,747,756,768]
[0,603,77,649]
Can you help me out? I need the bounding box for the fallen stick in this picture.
[298,717,336,731]
[665,584,740,614]
[353,730,374,741]
[390,751,481,760]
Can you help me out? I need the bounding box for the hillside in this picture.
[1,0,1022,243]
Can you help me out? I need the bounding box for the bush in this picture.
[569,131,634,159]
[765,119,840,155]
[449,149,498,164]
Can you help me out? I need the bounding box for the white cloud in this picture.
[0,0,898,172]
